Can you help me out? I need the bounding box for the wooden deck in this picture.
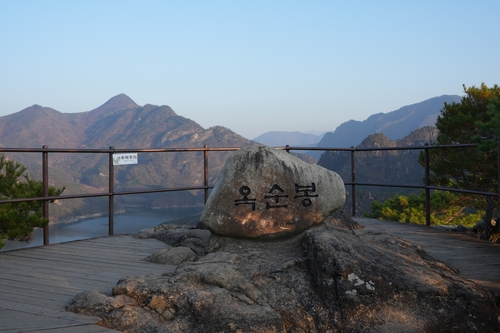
[1,221,500,332]
[0,235,171,333]
[354,218,500,296]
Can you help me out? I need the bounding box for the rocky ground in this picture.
[67,210,500,332]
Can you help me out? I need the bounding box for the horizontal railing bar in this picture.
[278,146,355,152]
[0,143,477,154]
[343,182,497,197]
[111,186,212,196]
[353,144,477,152]
[0,193,112,203]
[426,186,498,197]
[0,147,242,154]
[113,147,240,153]
[0,148,113,153]
[204,147,241,152]
[5,182,492,204]
[282,143,477,152]
[0,186,213,204]
[344,182,425,189]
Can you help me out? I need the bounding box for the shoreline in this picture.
[52,204,204,225]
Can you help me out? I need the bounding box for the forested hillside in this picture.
[318,126,438,215]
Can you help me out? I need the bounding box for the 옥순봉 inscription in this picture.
[199,145,345,239]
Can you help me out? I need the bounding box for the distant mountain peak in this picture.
[86,94,140,119]
[101,94,139,109]
[19,104,59,115]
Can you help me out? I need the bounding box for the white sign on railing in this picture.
[113,153,138,165]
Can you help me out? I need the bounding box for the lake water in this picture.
[1,206,202,252]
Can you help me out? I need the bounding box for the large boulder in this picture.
[67,221,499,332]
[199,145,345,239]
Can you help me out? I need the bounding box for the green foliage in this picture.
[0,156,65,248]
[418,84,500,238]
[474,98,500,152]
[423,84,500,192]
[366,191,483,227]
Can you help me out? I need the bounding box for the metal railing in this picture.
[0,145,238,245]
[1,143,499,245]
[285,143,500,225]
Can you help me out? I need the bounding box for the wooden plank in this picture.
[47,241,163,255]
[0,254,169,279]
[0,309,100,333]
[61,235,168,251]
[0,290,66,310]
[2,242,165,262]
[0,252,170,274]
[0,271,115,295]
[29,325,115,333]
[22,245,161,260]
[4,234,167,253]
[0,262,170,296]
[0,256,136,278]
[0,282,74,302]
[43,238,168,256]
[0,276,83,295]
[0,294,116,333]
[0,299,97,323]
[85,234,166,245]
[0,267,125,287]
[4,234,147,247]
[2,249,155,266]
[0,251,167,271]
[0,316,95,333]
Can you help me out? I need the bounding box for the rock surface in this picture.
[199,145,345,239]
[67,210,499,332]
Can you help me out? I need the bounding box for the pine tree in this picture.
[421,83,500,240]
[0,156,65,248]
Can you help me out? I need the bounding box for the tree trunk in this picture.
[482,196,499,241]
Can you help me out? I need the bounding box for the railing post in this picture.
[42,145,49,245]
[204,145,209,203]
[351,147,356,217]
[108,146,114,235]
[424,144,431,226]
[497,143,500,207]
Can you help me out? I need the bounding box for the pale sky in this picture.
[1,1,499,139]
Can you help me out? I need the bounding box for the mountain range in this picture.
[252,131,324,147]
[318,126,439,215]
[0,94,254,221]
[253,95,460,150]
[317,94,461,148]
[0,93,461,221]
